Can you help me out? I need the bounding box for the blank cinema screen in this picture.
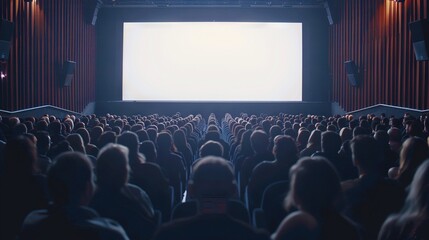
[123,22,302,101]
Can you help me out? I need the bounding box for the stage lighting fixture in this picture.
[391,0,404,2]
[24,0,33,3]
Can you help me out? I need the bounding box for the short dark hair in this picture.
[350,135,381,172]
[48,152,93,205]
[191,156,235,198]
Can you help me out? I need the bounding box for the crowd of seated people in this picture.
[0,111,429,239]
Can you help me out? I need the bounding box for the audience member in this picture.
[342,135,405,240]
[272,157,360,240]
[379,159,429,240]
[20,152,129,240]
[153,156,269,240]
[0,136,49,239]
[91,143,157,240]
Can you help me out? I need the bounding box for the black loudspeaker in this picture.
[409,19,429,61]
[0,19,14,61]
[63,61,76,87]
[344,60,360,87]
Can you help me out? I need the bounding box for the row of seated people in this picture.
[0,111,429,239]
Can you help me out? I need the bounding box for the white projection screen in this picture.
[123,22,302,101]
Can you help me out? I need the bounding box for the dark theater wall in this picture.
[0,0,96,112]
[330,0,429,112]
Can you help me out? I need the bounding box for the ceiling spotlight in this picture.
[391,0,405,2]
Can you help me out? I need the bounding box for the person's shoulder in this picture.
[378,214,402,240]
[252,161,275,174]
[86,217,130,240]
[341,178,360,192]
[272,211,318,240]
[22,209,50,226]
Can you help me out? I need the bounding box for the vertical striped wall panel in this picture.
[0,0,96,112]
[330,0,429,112]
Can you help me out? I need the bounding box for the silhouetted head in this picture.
[48,152,94,206]
[285,156,341,214]
[35,131,51,155]
[140,140,157,163]
[48,121,62,135]
[66,133,86,154]
[97,131,116,149]
[321,131,342,154]
[397,137,429,187]
[96,143,130,190]
[173,129,188,148]
[76,128,91,145]
[250,130,269,154]
[118,131,139,154]
[339,127,353,143]
[403,159,429,216]
[273,135,298,163]
[199,140,224,158]
[188,156,236,199]
[156,131,173,151]
[4,136,38,177]
[350,135,381,175]
[90,126,104,144]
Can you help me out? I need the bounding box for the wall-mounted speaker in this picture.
[344,60,360,87]
[409,19,429,61]
[87,0,103,26]
[324,0,336,25]
[0,19,14,61]
[63,61,76,87]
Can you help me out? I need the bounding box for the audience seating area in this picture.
[1,111,429,239]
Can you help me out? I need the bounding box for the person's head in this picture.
[350,135,381,175]
[321,131,342,154]
[48,121,62,135]
[273,135,298,163]
[90,126,103,144]
[12,123,27,136]
[156,131,173,151]
[374,130,390,147]
[269,125,282,140]
[76,128,91,146]
[306,129,322,149]
[118,131,140,156]
[136,129,149,143]
[173,129,187,147]
[339,127,353,143]
[205,131,221,141]
[66,133,86,154]
[48,152,94,206]
[97,131,116,149]
[188,156,236,199]
[397,137,429,186]
[96,143,130,190]
[199,140,224,158]
[250,130,269,153]
[285,157,341,214]
[296,129,310,148]
[402,159,429,217]
[4,136,38,176]
[405,120,422,137]
[140,140,157,162]
[35,131,51,155]
[147,128,158,142]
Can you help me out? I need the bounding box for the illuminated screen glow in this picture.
[123,22,302,101]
